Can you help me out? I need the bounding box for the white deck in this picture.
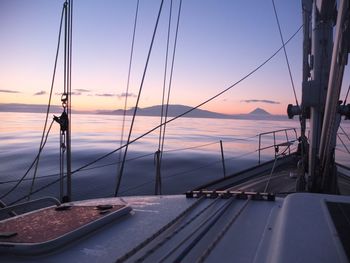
[0,193,349,263]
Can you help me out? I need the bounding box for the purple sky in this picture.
[0,0,349,114]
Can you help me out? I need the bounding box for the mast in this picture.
[64,0,73,202]
[318,0,350,193]
[307,0,334,192]
[56,0,73,202]
[289,0,349,193]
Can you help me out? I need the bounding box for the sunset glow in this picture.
[0,0,312,115]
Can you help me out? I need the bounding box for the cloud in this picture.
[0,89,20,93]
[96,93,116,97]
[117,92,137,99]
[75,89,90,93]
[94,92,137,98]
[241,99,280,104]
[34,90,46,96]
[55,92,82,96]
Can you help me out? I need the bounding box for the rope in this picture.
[271,0,299,106]
[114,0,165,197]
[27,4,66,200]
[117,0,139,186]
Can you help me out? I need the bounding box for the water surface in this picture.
[0,112,348,203]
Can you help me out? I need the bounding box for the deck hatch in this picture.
[0,204,131,255]
[326,201,350,259]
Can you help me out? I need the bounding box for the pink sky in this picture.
[0,0,319,115]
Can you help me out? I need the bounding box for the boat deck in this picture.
[1,155,350,262]
[1,193,349,263]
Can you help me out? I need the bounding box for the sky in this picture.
[0,0,348,115]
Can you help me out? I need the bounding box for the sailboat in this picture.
[1,0,350,262]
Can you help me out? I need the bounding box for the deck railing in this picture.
[258,128,298,164]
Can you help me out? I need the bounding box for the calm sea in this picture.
[0,112,349,203]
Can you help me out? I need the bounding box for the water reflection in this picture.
[0,112,349,203]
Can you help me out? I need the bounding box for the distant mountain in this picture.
[0,103,62,113]
[0,103,91,114]
[98,104,289,121]
[107,104,232,119]
[248,107,271,115]
[0,103,290,121]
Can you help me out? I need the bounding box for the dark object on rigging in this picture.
[287,104,301,119]
[53,111,68,132]
[339,103,350,120]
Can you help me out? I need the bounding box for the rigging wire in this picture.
[0,136,256,186]
[0,152,155,185]
[117,0,139,183]
[67,0,73,201]
[8,24,303,203]
[158,0,173,151]
[114,0,165,196]
[58,23,304,179]
[336,147,350,155]
[8,5,65,200]
[8,148,256,205]
[1,119,55,199]
[28,3,66,200]
[337,134,350,154]
[155,0,182,195]
[119,149,259,195]
[271,0,299,106]
[160,0,183,160]
[154,0,174,195]
[343,84,350,105]
[263,145,290,192]
[164,135,258,153]
[9,142,278,204]
[339,125,350,143]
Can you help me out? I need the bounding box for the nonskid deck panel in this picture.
[0,204,131,255]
